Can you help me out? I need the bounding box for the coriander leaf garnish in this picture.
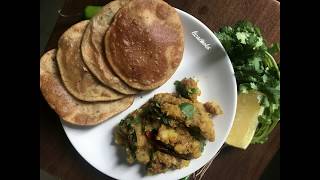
[216,20,280,144]
[179,103,195,119]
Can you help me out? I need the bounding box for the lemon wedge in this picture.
[226,91,264,149]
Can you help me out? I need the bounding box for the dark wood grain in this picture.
[40,0,280,179]
[201,125,280,180]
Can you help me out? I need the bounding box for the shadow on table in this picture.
[260,150,280,180]
[40,169,59,180]
[40,0,64,55]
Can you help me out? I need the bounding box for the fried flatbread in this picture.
[105,0,184,90]
[57,20,125,102]
[40,49,134,126]
[81,0,139,95]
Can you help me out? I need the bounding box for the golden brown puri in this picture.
[57,20,125,102]
[81,0,139,95]
[40,49,135,126]
[105,0,184,90]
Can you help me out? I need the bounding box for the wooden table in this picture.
[40,0,280,179]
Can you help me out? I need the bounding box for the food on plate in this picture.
[216,21,280,144]
[114,78,222,174]
[40,49,134,125]
[81,0,138,95]
[105,0,184,90]
[147,151,190,174]
[57,20,125,102]
[204,101,224,116]
[174,78,201,101]
[152,93,218,141]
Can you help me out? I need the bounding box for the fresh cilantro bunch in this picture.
[216,21,280,144]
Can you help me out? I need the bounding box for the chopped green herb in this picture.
[174,81,199,99]
[216,20,280,144]
[200,140,206,152]
[174,81,189,98]
[133,116,141,124]
[146,101,171,125]
[189,88,200,94]
[179,103,195,119]
[83,6,102,19]
[179,176,190,180]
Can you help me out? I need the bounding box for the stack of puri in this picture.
[40,0,184,126]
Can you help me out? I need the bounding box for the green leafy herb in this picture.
[199,140,206,152]
[179,175,190,180]
[174,81,189,98]
[128,133,137,154]
[133,116,141,124]
[174,81,199,99]
[119,116,137,157]
[187,127,206,152]
[119,116,133,129]
[179,103,195,119]
[189,88,200,95]
[146,101,171,125]
[83,6,102,19]
[216,20,280,144]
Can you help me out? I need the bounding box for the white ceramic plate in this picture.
[61,9,237,180]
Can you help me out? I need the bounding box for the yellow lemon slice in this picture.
[226,91,264,149]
